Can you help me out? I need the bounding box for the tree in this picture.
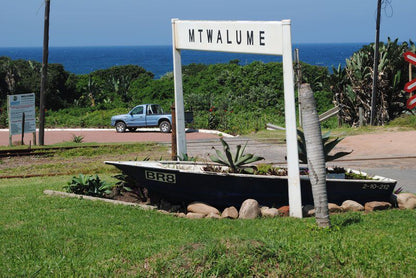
[90,65,154,104]
[300,84,330,228]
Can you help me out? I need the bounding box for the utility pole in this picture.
[39,0,50,145]
[294,49,302,126]
[370,0,382,126]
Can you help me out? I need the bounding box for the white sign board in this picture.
[172,19,302,218]
[174,20,283,55]
[7,93,36,135]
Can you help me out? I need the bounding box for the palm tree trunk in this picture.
[299,83,331,228]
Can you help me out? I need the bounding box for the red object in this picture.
[405,79,416,93]
[407,94,416,110]
[404,51,416,65]
[404,52,416,102]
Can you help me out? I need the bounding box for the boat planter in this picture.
[326,172,346,179]
[105,161,397,209]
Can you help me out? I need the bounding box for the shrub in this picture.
[64,174,112,197]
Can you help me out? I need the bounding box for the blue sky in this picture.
[1,0,414,47]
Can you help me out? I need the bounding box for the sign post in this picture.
[404,52,416,109]
[171,19,303,218]
[7,93,36,146]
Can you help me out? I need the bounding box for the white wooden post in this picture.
[171,19,187,158]
[282,20,302,218]
[171,19,302,217]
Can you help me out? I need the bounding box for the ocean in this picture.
[0,43,366,78]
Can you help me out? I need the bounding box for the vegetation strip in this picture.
[0,145,110,158]
[0,173,75,179]
[43,189,156,210]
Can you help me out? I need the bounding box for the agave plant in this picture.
[297,129,352,164]
[64,174,112,197]
[209,138,264,173]
[177,153,197,162]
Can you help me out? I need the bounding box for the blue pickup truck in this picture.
[111,104,173,133]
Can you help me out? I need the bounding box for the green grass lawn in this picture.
[1,176,415,277]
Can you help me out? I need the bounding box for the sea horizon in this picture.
[0,41,372,48]
[0,43,370,78]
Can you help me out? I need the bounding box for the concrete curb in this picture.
[43,190,157,210]
[0,128,234,137]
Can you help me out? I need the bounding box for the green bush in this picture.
[45,107,126,127]
[194,109,285,135]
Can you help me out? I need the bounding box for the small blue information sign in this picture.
[7,93,36,136]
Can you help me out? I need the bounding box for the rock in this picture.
[305,204,343,216]
[278,206,290,217]
[307,209,315,217]
[187,202,220,216]
[260,206,269,214]
[364,201,392,212]
[341,200,364,212]
[396,193,416,209]
[261,207,279,218]
[206,212,221,219]
[221,206,239,219]
[186,212,205,219]
[302,205,315,217]
[328,203,343,214]
[238,199,260,219]
[157,209,170,215]
[175,212,187,218]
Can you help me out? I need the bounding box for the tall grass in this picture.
[388,114,416,128]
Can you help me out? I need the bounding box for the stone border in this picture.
[43,190,157,210]
[44,190,416,219]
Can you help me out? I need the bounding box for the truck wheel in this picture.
[159,121,171,133]
[115,121,127,133]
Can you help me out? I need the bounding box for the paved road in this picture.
[0,128,220,146]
